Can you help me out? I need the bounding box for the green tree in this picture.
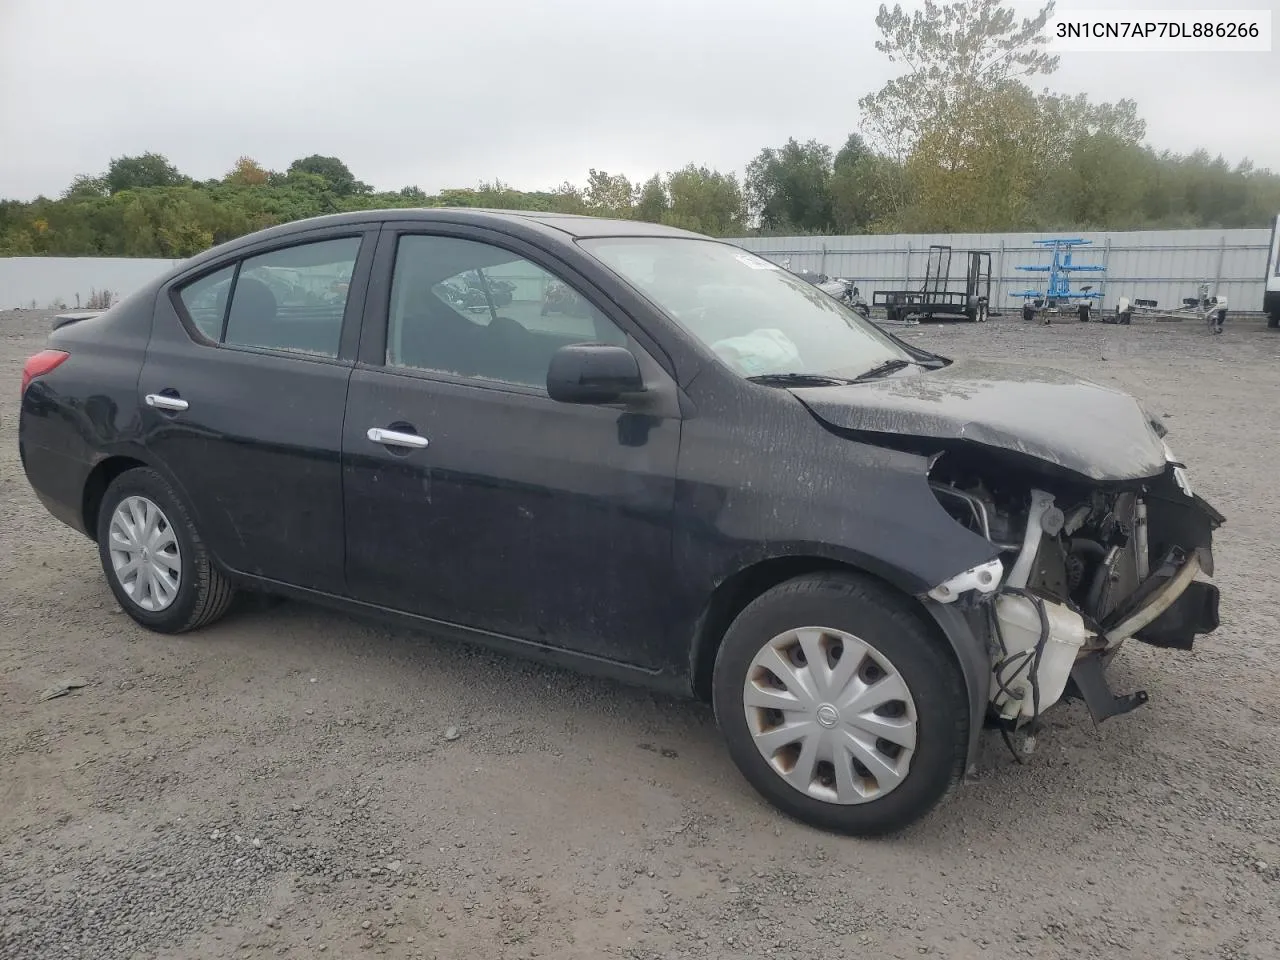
[663,165,743,235]
[583,170,636,217]
[859,0,1059,162]
[829,133,897,232]
[105,153,188,195]
[634,174,669,223]
[286,155,371,197]
[745,138,834,232]
[63,174,109,199]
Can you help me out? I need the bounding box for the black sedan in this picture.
[19,209,1223,836]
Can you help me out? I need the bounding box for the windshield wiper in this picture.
[746,372,860,387]
[853,358,915,381]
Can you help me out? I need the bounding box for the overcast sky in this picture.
[1,0,1276,201]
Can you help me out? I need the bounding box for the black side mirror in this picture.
[547,343,644,404]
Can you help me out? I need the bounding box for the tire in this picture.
[96,467,236,634]
[711,572,969,837]
[1268,312,1279,329]
[1022,303,1035,323]
[1078,304,1091,323]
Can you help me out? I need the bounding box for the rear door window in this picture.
[176,236,362,358]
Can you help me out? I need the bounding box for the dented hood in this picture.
[791,359,1169,482]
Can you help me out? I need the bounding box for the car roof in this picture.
[167,207,716,281]
[241,207,706,240]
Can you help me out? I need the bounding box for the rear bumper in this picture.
[19,436,91,537]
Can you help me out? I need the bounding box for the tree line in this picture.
[3,0,1278,259]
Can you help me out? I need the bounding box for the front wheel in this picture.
[711,572,969,837]
[96,467,236,634]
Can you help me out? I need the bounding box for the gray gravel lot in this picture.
[2,306,1278,960]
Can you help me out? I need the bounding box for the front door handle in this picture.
[145,393,189,412]
[367,427,429,450]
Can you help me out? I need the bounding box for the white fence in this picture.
[2,226,1273,313]
[0,257,180,310]
[730,228,1273,314]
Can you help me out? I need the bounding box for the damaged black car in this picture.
[18,209,1223,837]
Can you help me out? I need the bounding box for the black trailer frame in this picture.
[872,246,993,323]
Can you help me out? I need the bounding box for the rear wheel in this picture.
[1078,304,1091,323]
[96,467,235,633]
[1268,311,1279,329]
[711,572,969,837]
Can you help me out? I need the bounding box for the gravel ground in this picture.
[2,306,1279,960]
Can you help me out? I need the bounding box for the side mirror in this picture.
[547,343,644,404]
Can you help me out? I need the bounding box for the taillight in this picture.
[21,350,70,395]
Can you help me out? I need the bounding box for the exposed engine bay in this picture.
[924,446,1222,730]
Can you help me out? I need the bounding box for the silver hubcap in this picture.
[108,496,182,612]
[743,626,918,805]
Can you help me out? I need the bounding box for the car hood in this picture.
[790,359,1169,482]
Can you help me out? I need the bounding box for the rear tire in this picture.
[711,572,969,837]
[1268,312,1279,329]
[96,467,236,634]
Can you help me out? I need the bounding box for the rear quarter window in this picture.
[177,265,235,340]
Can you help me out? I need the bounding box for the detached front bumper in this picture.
[1105,549,1220,649]
[1066,548,1220,723]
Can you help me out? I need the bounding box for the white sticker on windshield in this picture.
[734,253,780,271]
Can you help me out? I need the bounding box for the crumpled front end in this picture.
[924,443,1223,728]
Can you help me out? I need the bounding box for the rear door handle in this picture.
[367,427,429,450]
[145,393,189,412]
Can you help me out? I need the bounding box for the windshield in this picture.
[578,237,910,379]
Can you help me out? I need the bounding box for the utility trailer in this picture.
[872,245,992,324]
[1013,238,1105,324]
[1113,282,1229,332]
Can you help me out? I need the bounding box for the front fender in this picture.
[917,598,992,775]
